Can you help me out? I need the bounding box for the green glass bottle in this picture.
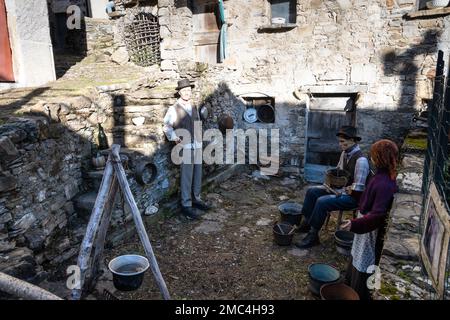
[97,123,109,150]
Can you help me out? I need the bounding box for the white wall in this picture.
[88,0,109,19]
[0,0,56,89]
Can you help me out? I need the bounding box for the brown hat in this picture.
[336,126,361,141]
[176,79,194,91]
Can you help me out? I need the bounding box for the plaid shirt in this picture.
[337,145,370,192]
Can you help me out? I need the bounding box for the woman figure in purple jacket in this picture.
[340,139,399,300]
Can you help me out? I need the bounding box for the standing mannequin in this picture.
[163,79,210,219]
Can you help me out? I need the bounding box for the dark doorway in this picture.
[47,0,88,78]
[304,93,357,183]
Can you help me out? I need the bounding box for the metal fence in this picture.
[421,50,450,299]
[124,12,161,67]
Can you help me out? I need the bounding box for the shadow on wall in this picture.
[382,29,441,111]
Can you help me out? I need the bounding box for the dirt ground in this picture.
[93,168,350,300]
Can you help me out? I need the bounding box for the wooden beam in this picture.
[87,175,119,291]
[405,7,450,19]
[0,272,62,300]
[71,153,115,300]
[111,144,171,300]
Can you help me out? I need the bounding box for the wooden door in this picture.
[304,96,355,183]
[0,0,14,82]
[193,0,220,64]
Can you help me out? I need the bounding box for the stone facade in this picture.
[103,0,450,172]
[0,116,86,282]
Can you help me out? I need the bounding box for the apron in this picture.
[351,212,378,273]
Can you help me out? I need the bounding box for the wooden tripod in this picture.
[71,144,170,300]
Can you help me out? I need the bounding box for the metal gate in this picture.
[0,0,14,82]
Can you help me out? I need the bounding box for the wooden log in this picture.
[71,153,115,300]
[0,272,62,300]
[87,175,119,291]
[111,144,171,300]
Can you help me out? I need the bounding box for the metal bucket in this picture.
[320,283,359,300]
[278,202,303,226]
[257,104,275,123]
[308,263,341,297]
[108,254,149,291]
[334,230,354,256]
[273,222,295,246]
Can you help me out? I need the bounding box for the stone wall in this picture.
[0,77,194,283]
[0,116,87,282]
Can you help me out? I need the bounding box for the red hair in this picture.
[370,139,399,180]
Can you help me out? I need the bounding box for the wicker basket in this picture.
[325,168,350,188]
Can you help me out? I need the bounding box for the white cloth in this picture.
[163,99,202,150]
[350,212,378,273]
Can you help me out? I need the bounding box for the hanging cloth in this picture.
[218,0,227,63]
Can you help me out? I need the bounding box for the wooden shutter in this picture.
[193,0,220,64]
[0,0,14,82]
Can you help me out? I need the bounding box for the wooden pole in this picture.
[0,272,62,300]
[110,144,171,300]
[87,175,119,291]
[71,153,115,300]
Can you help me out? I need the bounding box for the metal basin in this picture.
[273,222,295,246]
[278,202,303,226]
[320,283,359,300]
[108,254,149,291]
[308,263,341,296]
[334,230,354,256]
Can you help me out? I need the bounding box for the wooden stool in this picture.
[324,209,358,231]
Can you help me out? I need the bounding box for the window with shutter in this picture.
[270,0,296,24]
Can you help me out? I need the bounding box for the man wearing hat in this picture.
[163,79,210,220]
[295,126,370,249]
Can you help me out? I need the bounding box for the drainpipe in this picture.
[218,0,227,62]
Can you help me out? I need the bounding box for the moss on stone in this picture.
[403,136,427,150]
[379,282,399,297]
[397,270,413,282]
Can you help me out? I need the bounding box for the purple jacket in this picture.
[350,169,397,234]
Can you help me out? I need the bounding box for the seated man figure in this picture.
[295,126,370,249]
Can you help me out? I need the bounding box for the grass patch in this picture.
[403,136,427,150]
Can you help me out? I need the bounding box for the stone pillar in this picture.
[0,0,56,89]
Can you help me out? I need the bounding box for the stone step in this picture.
[74,191,97,212]
[85,169,133,180]
[112,105,167,113]
[98,147,147,157]
[108,124,163,134]
[114,96,176,107]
